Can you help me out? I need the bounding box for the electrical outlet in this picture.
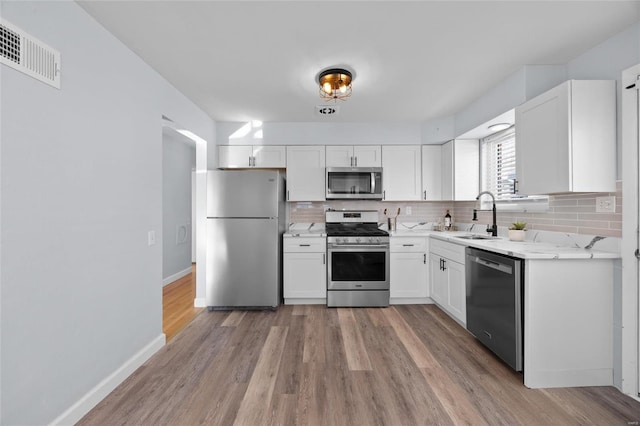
[148,230,156,246]
[596,196,616,213]
[406,206,412,215]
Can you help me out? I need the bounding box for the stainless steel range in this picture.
[326,210,390,307]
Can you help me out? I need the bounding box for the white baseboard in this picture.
[194,297,206,308]
[162,266,192,286]
[390,297,434,305]
[50,334,166,426]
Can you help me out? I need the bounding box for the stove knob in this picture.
[355,237,361,243]
[368,237,374,243]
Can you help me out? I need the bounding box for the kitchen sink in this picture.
[457,234,499,240]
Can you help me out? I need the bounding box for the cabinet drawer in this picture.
[283,237,326,252]
[390,237,427,253]
[429,238,466,263]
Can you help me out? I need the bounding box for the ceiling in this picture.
[78,1,639,124]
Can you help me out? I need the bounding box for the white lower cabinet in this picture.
[390,237,429,302]
[429,239,466,325]
[283,237,326,303]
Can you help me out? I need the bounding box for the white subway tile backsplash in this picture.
[288,181,622,238]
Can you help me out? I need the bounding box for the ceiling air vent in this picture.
[1,19,60,89]
[316,105,340,116]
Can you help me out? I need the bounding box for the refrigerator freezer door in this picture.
[207,170,281,218]
[206,217,280,308]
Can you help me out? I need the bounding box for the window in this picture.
[481,126,516,198]
[480,126,548,211]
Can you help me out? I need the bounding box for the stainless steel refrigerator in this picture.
[206,170,285,309]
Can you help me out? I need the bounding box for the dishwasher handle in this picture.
[470,255,513,274]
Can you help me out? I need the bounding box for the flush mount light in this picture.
[488,123,512,132]
[317,68,353,102]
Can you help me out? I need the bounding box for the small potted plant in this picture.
[508,221,527,241]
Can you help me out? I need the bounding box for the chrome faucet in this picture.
[476,191,498,237]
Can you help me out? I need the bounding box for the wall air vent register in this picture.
[0,19,60,89]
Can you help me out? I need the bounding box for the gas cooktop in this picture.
[325,223,389,237]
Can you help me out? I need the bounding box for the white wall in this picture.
[162,129,195,284]
[0,2,213,425]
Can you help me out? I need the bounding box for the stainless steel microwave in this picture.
[326,167,383,200]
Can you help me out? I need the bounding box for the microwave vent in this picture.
[0,19,61,89]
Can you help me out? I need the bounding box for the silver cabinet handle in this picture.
[350,156,354,167]
[322,253,326,264]
[423,190,427,200]
[287,190,290,201]
[402,244,414,247]
[249,156,252,167]
[354,157,358,166]
[423,253,426,264]
[383,190,386,200]
[299,244,311,247]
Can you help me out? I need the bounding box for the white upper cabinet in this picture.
[326,145,381,167]
[515,80,616,195]
[441,139,479,201]
[421,145,442,201]
[218,145,253,168]
[253,146,286,168]
[218,145,286,168]
[286,145,326,201]
[382,145,422,201]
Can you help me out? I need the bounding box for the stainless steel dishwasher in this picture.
[465,247,524,371]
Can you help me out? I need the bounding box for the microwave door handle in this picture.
[371,172,375,194]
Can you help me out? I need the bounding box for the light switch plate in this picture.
[596,196,615,213]
[406,206,412,215]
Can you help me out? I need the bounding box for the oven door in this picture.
[327,244,389,290]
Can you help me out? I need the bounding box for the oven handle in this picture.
[328,244,389,249]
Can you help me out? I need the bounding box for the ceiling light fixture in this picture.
[317,68,353,102]
[488,123,512,132]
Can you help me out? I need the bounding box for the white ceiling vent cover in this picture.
[1,19,60,89]
[316,105,340,116]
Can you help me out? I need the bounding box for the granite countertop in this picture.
[284,223,326,237]
[284,222,620,259]
[428,232,620,260]
[389,222,620,260]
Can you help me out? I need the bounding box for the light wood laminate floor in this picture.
[163,264,203,342]
[81,304,640,425]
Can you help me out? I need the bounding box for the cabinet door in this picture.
[326,146,354,167]
[390,252,428,298]
[453,140,479,201]
[253,146,286,168]
[354,145,382,167]
[382,145,421,200]
[441,141,454,201]
[429,253,447,306]
[286,146,326,201]
[283,252,327,298]
[516,81,570,195]
[446,260,466,325]
[219,145,252,168]
[421,145,442,200]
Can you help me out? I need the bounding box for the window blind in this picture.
[481,126,516,199]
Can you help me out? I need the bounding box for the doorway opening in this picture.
[162,123,202,341]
